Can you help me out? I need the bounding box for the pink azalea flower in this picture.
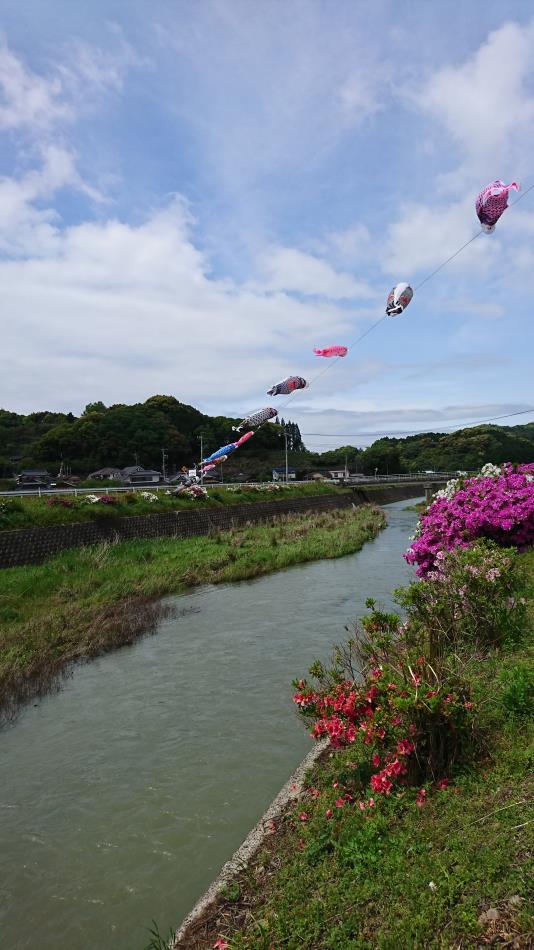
[213,939,230,949]
[325,808,333,819]
[299,811,309,822]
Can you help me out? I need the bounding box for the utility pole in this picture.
[199,434,204,486]
[344,452,348,480]
[284,427,288,483]
[161,447,168,482]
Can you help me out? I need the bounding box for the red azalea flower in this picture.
[372,753,381,767]
[335,797,345,808]
[325,808,333,819]
[299,811,309,822]
[438,778,450,790]
[396,738,415,756]
[416,788,427,807]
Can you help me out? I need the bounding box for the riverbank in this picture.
[0,504,385,724]
[173,548,534,950]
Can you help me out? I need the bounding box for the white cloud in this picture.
[382,196,501,276]
[412,19,534,189]
[256,246,375,299]
[0,42,69,131]
[0,32,141,136]
[0,197,370,415]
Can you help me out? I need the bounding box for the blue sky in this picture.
[1,0,534,450]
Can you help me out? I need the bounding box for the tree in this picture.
[82,401,106,415]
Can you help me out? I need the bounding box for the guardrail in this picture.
[0,472,466,498]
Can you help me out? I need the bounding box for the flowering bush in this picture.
[293,601,475,801]
[82,493,120,505]
[46,496,75,508]
[406,463,534,576]
[173,484,207,499]
[139,491,158,503]
[398,540,527,655]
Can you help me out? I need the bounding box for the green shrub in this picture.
[396,540,527,657]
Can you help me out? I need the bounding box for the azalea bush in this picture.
[405,462,534,577]
[397,540,527,656]
[47,496,75,508]
[293,600,476,804]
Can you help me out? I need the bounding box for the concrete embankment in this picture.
[0,484,424,568]
[171,740,330,948]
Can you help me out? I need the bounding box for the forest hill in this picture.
[1,394,534,480]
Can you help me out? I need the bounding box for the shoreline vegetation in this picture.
[172,547,534,950]
[0,504,385,725]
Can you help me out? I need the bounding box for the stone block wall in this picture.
[0,483,425,569]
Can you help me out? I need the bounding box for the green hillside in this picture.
[1,396,533,479]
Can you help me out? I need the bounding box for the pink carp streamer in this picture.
[476,180,519,233]
[313,346,348,358]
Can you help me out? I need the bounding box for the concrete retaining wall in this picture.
[0,483,424,569]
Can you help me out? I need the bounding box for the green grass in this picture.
[0,504,385,723]
[0,482,347,532]
[181,552,534,950]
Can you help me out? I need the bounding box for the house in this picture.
[121,467,163,485]
[16,469,50,489]
[328,468,349,480]
[87,467,123,481]
[272,466,296,481]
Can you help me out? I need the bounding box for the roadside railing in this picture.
[0,472,466,498]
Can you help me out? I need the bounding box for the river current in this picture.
[0,500,420,949]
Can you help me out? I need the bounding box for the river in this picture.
[0,500,420,949]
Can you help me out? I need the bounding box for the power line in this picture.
[302,405,534,440]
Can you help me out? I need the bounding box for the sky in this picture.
[1,0,534,451]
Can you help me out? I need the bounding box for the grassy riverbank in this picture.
[0,482,346,532]
[0,504,385,724]
[176,550,534,950]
